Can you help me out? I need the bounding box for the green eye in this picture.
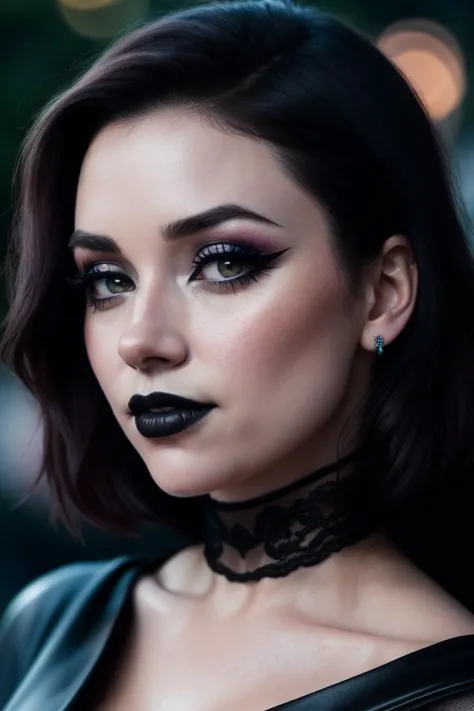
[102,276,134,295]
[216,259,245,279]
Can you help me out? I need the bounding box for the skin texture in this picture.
[75,108,415,503]
[72,108,474,711]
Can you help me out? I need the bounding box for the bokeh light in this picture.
[377,19,466,122]
[57,0,150,39]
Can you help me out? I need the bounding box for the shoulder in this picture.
[0,556,138,642]
[0,555,147,709]
[1,559,109,627]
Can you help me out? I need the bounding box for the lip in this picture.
[128,391,216,416]
[133,407,214,438]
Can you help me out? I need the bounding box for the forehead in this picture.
[74,108,326,237]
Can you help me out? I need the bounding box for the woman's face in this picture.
[73,108,372,502]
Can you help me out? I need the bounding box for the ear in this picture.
[360,235,418,353]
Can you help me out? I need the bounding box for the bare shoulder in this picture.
[361,559,474,646]
[403,585,474,642]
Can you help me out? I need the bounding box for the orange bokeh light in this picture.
[377,20,466,121]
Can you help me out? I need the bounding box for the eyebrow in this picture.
[68,203,283,252]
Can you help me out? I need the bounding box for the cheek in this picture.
[84,317,120,399]
[204,265,359,425]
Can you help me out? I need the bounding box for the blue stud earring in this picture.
[374,335,384,356]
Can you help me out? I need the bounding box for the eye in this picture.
[68,243,290,310]
[68,263,135,312]
[93,274,134,299]
[196,256,249,281]
[189,243,289,292]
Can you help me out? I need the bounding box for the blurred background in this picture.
[1,0,474,615]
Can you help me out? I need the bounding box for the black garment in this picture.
[1,554,474,711]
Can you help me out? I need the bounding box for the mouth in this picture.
[128,391,216,415]
[128,391,217,439]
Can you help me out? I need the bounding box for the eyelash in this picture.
[69,243,289,313]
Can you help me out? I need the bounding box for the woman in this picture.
[1,0,474,708]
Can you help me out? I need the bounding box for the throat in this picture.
[203,451,370,583]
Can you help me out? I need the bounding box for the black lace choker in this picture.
[203,452,369,583]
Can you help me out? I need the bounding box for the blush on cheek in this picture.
[227,264,358,437]
[251,267,346,366]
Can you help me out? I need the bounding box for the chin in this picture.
[152,478,211,498]
[135,436,250,499]
[145,461,224,499]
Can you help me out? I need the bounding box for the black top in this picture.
[1,553,474,711]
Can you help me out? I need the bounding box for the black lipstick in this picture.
[128,392,216,438]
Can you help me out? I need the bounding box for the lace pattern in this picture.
[203,452,369,582]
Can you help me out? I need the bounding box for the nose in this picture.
[118,285,188,372]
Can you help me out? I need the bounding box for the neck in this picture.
[203,451,370,583]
